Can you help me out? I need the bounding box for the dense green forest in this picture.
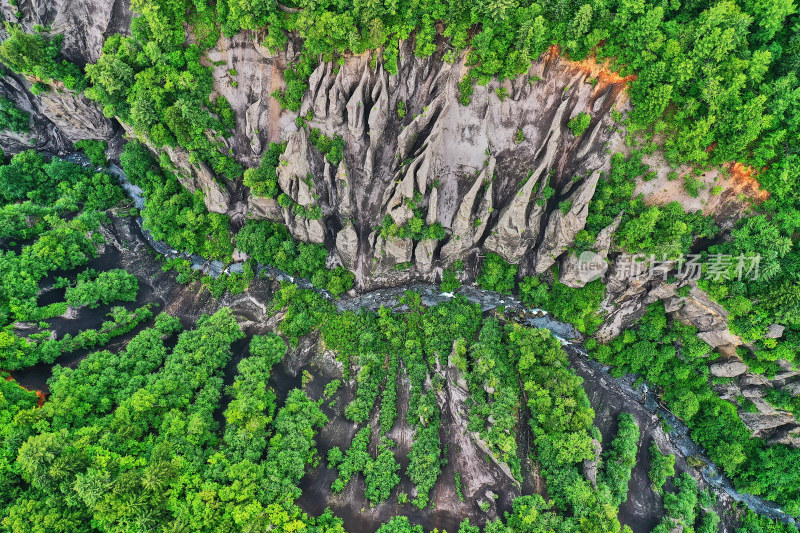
[0,147,796,531]
[0,0,800,530]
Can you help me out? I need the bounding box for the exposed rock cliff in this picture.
[257,42,633,290]
[0,0,131,65]
[0,0,127,155]
[1,7,796,451]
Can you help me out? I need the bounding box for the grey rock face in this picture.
[37,82,115,141]
[269,40,631,290]
[205,32,297,168]
[1,0,131,65]
[710,360,749,378]
[0,74,116,156]
[582,438,603,488]
[0,0,128,155]
[247,195,281,220]
[335,223,359,269]
[740,412,798,433]
[121,123,233,214]
[673,287,741,348]
[559,212,622,288]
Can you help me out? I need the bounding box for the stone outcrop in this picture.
[121,123,233,214]
[38,82,115,141]
[0,0,132,66]
[247,195,281,220]
[559,212,622,288]
[2,9,794,456]
[582,438,603,488]
[710,360,749,378]
[0,73,117,156]
[336,223,359,269]
[532,170,602,274]
[260,40,632,290]
[670,287,741,349]
[206,32,295,168]
[0,0,128,156]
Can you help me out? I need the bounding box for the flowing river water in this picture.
[80,155,797,527]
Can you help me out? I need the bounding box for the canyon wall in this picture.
[0,3,798,448]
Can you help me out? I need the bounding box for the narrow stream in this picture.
[95,155,797,526]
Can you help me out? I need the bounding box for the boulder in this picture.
[582,438,603,488]
[783,381,800,397]
[415,239,437,272]
[765,324,785,339]
[162,144,231,214]
[440,158,495,262]
[672,288,741,348]
[740,412,798,432]
[247,195,281,220]
[336,223,359,269]
[559,212,622,288]
[709,360,749,378]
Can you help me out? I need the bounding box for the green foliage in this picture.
[396,100,406,119]
[85,5,241,180]
[309,128,345,166]
[120,141,233,261]
[0,202,56,240]
[514,325,626,528]
[592,301,800,513]
[329,426,371,492]
[0,152,123,211]
[520,273,605,334]
[440,260,464,293]
[477,253,516,295]
[244,142,286,198]
[652,473,699,533]
[683,175,703,198]
[698,213,800,368]
[379,212,445,243]
[764,388,800,421]
[236,219,353,295]
[262,388,328,503]
[567,112,591,136]
[466,319,522,480]
[0,97,29,132]
[599,412,640,506]
[380,353,400,433]
[364,439,401,504]
[586,152,718,258]
[73,140,108,167]
[406,392,442,509]
[454,472,465,501]
[0,27,86,90]
[269,283,336,346]
[2,305,153,370]
[376,516,424,533]
[320,293,483,509]
[222,335,284,463]
[0,210,104,326]
[0,150,52,203]
[64,268,138,308]
[737,508,799,533]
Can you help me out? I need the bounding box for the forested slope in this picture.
[0,0,799,531]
